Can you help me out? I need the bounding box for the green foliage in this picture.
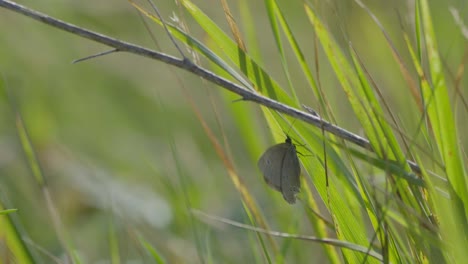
[0,0,467,263]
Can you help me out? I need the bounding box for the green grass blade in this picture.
[302,2,436,262]
[129,1,253,91]
[267,0,321,101]
[264,0,299,103]
[417,0,468,261]
[0,202,35,264]
[138,234,166,264]
[0,208,18,215]
[344,147,424,187]
[293,122,374,263]
[419,0,467,202]
[179,0,295,104]
[16,115,45,187]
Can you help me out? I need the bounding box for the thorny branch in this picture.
[0,0,422,173]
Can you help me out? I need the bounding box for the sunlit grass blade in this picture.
[0,202,34,263]
[138,234,166,264]
[419,0,467,202]
[416,0,468,261]
[0,208,17,215]
[289,123,374,263]
[179,0,296,104]
[302,2,437,262]
[264,0,299,103]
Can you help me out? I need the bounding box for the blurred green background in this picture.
[0,0,467,262]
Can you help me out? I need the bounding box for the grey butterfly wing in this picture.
[280,144,301,204]
[257,143,290,192]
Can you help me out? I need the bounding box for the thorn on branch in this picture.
[72,48,119,64]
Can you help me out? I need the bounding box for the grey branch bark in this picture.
[0,0,422,173]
